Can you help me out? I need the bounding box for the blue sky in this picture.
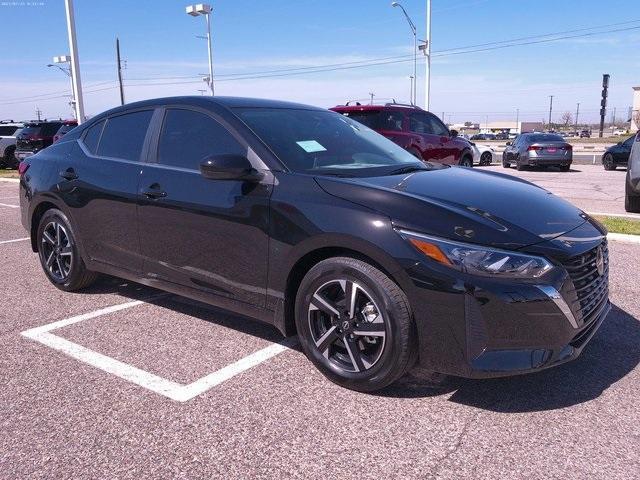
[1,0,638,124]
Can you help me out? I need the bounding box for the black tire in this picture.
[625,194,640,213]
[516,161,526,171]
[502,154,510,168]
[36,208,99,291]
[295,257,417,392]
[560,164,571,172]
[4,146,17,169]
[603,154,616,171]
[480,151,492,166]
[407,147,423,160]
[459,155,473,167]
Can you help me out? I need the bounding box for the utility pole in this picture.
[369,92,375,105]
[116,37,125,106]
[612,107,616,127]
[36,107,42,121]
[425,0,431,110]
[575,102,580,130]
[64,0,85,124]
[599,74,610,138]
[548,95,554,129]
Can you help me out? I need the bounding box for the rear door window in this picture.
[0,126,18,136]
[157,108,244,170]
[97,110,153,161]
[409,113,432,134]
[82,120,105,154]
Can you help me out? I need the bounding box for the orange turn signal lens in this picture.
[408,238,452,265]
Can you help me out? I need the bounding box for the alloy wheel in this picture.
[41,221,73,281]
[308,279,386,373]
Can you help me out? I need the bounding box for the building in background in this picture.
[478,121,543,135]
[632,86,640,133]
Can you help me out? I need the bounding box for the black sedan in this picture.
[602,135,635,170]
[18,97,610,392]
[502,133,573,171]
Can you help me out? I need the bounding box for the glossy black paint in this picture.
[602,135,634,167]
[20,96,610,379]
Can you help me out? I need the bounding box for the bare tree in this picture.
[561,111,573,127]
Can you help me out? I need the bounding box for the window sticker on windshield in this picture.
[296,140,327,153]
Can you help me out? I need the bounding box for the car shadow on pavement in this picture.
[381,303,640,412]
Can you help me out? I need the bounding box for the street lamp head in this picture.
[186,3,211,16]
[53,55,71,64]
[391,2,400,6]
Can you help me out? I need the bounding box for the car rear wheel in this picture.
[625,194,640,213]
[603,154,616,171]
[459,155,473,167]
[516,161,526,171]
[480,151,492,166]
[560,164,571,172]
[502,155,510,168]
[3,146,16,169]
[295,257,417,392]
[37,209,99,291]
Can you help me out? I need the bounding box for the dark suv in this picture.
[15,121,64,161]
[330,103,474,166]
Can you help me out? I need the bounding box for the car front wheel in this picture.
[295,257,417,392]
[480,151,492,166]
[603,154,616,171]
[459,155,473,167]
[36,209,99,291]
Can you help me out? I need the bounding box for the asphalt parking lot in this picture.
[1,178,639,479]
[483,163,637,217]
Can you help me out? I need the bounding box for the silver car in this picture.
[502,133,573,171]
[625,131,640,212]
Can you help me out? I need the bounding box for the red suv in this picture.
[330,102,474,166]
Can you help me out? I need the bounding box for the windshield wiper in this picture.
[386,164,430,176]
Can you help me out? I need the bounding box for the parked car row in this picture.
[0,120,77,168]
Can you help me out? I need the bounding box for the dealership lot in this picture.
[484,163,637,217]
[1,179,639,478]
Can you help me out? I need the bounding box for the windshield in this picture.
[527,134,564,143]
[235,108,424,176]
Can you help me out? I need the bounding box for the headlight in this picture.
[398,229,553,279]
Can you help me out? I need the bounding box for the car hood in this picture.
[316,166,588,250]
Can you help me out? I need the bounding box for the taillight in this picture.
[527,145,542,151]
[18,162,30,176]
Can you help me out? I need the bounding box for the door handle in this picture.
[141,184,167,199]
[59,169,78,181]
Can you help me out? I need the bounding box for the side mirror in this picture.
[200,154,263,181]
[449,129,458,138]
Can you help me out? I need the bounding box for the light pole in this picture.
[425,0,431,110]
[391,2,417,105]
[186,4,214,95]
[408,76,414,104]
[64,0,85,123]
[575,102,580,130]
[548,95,554,130]
[48,55,76,118]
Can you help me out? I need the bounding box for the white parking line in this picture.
[0,196,18,200]
[21,297,296,402]
[0,202,18,209]
[0,237,30,245]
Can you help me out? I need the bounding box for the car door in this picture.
[425,113,457,163]
[137,106,272,307]
[618,136,635,163]
[57,109,153,272]
[408,112,442,162]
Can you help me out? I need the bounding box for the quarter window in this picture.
[97,110,153,161]
[82,120,104,154]
[157,109,244,170]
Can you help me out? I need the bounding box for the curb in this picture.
[607,232,640,244]
[0,178,19,183]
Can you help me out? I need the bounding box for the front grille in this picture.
[562,240,609,325]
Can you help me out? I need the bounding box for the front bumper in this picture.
[402,237,609,379]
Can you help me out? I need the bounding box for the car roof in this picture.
[331,103,422,113]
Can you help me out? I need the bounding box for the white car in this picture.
[613,129,628,136]
[471,142,494,166]
[625,131,640,212]
[0,122,23,169]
